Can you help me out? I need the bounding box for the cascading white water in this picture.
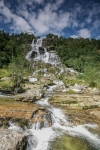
[26,38,61,65]
[8,82,100,150]
[27,96,100,150]
[8,39,100,150]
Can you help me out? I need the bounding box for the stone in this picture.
[52,84,66,92]
[0,128,27,150]
[29,77,38,82]
[90,88,100,95]
[17,88,44,101]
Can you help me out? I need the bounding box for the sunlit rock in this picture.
[29,77,38,82]
[0,128,27,150]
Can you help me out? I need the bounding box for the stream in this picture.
[26,97,100,150]
[3,38,100,150]
[8,87,100,150]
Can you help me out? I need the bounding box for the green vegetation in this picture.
[0,30,35,92]
[43,34,100,87]
[51,134,93,150]
[83,105,99,110]
[0,30,100,90]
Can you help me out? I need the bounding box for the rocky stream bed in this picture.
[0,38,100,150]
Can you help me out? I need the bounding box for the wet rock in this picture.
[69,83,84,93]
[0,117,12,128]
[29,77,38,82]
[90,88,100,95]
[42,85,49,91]
[15,88,44,102]
[27,135,37,149]
[11,118,29,129]
[0,128,27,150]
[26,88,44,100]
[39,107,45,110]
[52,82,66,92]
[50,93,100,109]
[30,109,52,129]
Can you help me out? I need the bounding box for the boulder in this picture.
[69,83,84,93]
[53,84,66,92]
[29,77,38,82]
[90,88,100,95]
[0,128,27,150]
[15,87,44,102]
[25,88,44,100]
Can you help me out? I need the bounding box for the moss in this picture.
[11,118,29,129]
[18,118,29,129]
[64,78,86,86]
[68,89,76,94]
[83,105,99,110]
[51,134,92,150]
[55,100,77,105]
[0,68,10,78]
[0,78,12,92]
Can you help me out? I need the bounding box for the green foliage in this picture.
[83,105,99,110]
[44,34,100,87]
[58,74,63,80]
[64,78,85,85]
[82,66,100,87]
[9,54,30,90]
[0,68,10,78]
[0,30,100,88]
[0,30,34,68]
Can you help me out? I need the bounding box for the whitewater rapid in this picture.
[25,96,100,150]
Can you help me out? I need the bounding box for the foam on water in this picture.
[26,38,61,65]
[28,96,100,150]
[35,97,49,106]
[9,38,100,149]
[9,122,23,132]
[8,95,100,150]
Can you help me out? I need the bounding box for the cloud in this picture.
[78,28,91,38]
[0,0,100,38]
[93,20,100,29]
[34,0,44,4]
[70,28,91,39]
[16,0,70,35]
[0,0,70,35]
[96,36,100,39]
[0,1,33,33]
[70,35,79,39]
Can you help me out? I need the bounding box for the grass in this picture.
[0,80,12,91]
[64,77,87,86]
[0,68,10,78]
[83,105,99,110]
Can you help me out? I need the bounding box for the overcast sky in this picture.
[0,0,100,38]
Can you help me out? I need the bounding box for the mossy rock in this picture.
[11,118,29,129]
[51,134,93,150]
[83,105,99,110]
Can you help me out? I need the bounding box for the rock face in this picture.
[30,108,52,129]
[15,88,44,102]
[49,93,100,121]
[50,94,100,109]
[0,128,27,150]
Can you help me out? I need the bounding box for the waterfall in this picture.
[26,96,100,150]
[26,38,61,65]
[26,83,100,150]
[8,84,100,150]
[7,38,100,150]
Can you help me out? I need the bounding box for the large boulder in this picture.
[25,88,44,100]
[90,88,100,95]
[52,84,66,92]
[0,128,27,150]
[69,83,87,93]
[15,87,44,102]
